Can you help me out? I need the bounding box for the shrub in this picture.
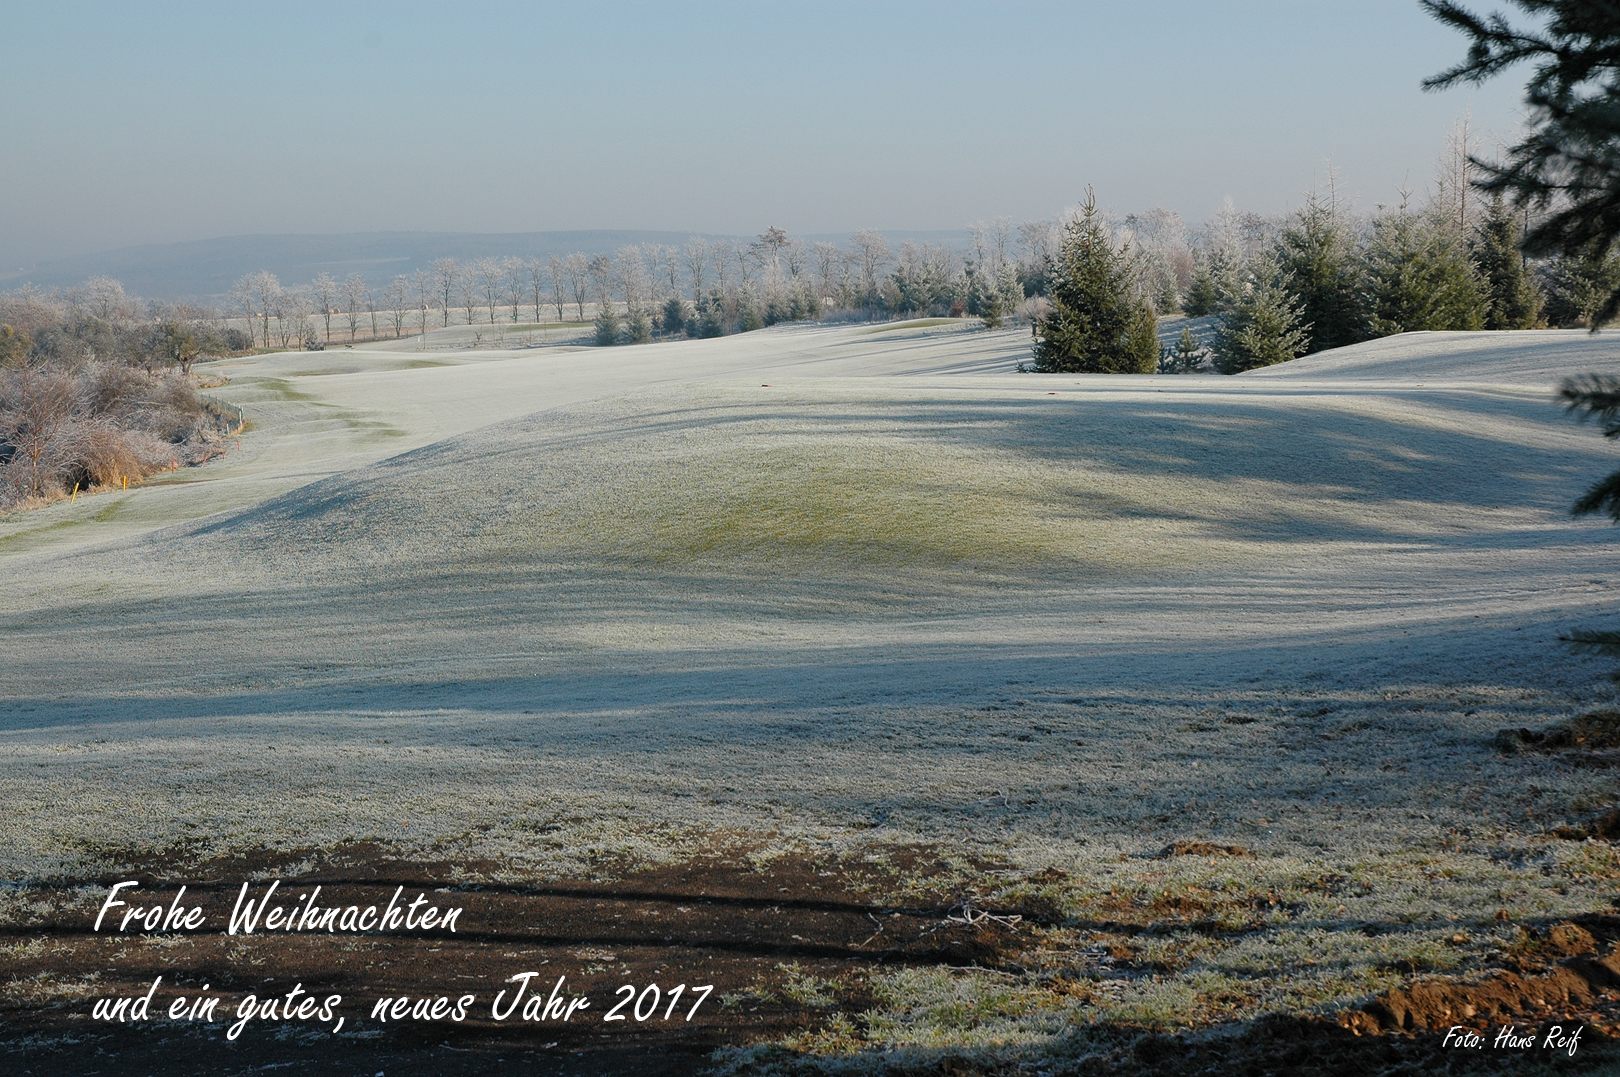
[593,307,620,346]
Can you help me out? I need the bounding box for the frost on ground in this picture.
[1,321,1618,1066]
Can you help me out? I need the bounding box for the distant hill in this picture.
[0,229,973,301]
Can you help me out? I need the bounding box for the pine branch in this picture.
[1572,470,1620,519]
[1561,627,1620,656]
[1560,374,1620,436]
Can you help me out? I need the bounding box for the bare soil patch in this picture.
[1,841,1028,1075]
[4,843,1619,1074]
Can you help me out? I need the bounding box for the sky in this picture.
[3,0,1529,267]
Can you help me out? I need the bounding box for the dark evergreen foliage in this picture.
[1473,196,1544,328]
[1424,0,1620,323]
[1212,259,1311,374]
[1275,194,1368,352]
[1031,190,1158,374]
[1361,209,1487,334]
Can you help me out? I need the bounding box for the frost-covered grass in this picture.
[1,324,1618,1052]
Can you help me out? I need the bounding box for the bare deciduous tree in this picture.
[587,255,613,309]
[813,242,839,302]
[386,276,410,338]
[526,259,546,322]
[473,258,503,325]
[238,271,282,347]
[459,272,482,329]
[547,257,566,321]
[413,270,435,336]
[432,258,458,327]
[0,366,82,499]
[851,230,890,307]
[616,245,651,315]
[503,258,526,323]
[310,273,339,343]
[341,274,367,343]
[562,252,589,320]
[684,238,709,302]
[69,276,134,324]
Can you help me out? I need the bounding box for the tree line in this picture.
[1029,129,1582,375]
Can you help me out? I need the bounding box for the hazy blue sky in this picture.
[4,0,1526,267]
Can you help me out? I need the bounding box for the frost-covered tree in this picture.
[341,274,367,343]
[593,306,619,346]
[561,252,589,320]
[1212,257,1311,374]
[1124,208,1190,312]
[1275,193,1367,352]
[1181,254,1223,317]
[475,258,503,325]
[616,246,651,316]
[458,272,481,328]
[624,306,652,344]
[1473,195,1543,329]
[851,230,890,310]
[310,273,338,343]
[386,276,410,338]
[1541,251,1620,327]
[432,259,458,327]
[661,297,689,336]
[548,257,567,321]
[1160,326,1206,374]
[526,258,546,322]
[1031,189,1158,374]
[1362,205,1487,334]
[503,258,527,323]
[239,271,282,347]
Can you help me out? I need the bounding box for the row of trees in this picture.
[1032,136,1590,375]
[222,227,1039,350]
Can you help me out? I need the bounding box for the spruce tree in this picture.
[1182,255,1220,317]
[996,262,1024,320]
[1362,208,1488,335]
[1212,258,1311,374]
[1473,196,1542,329]
[1541,252,1620,328]
[1160,326,1204,374]
[1126,303,1160,371]
[1275,193,1367,352]
[1425,0,1620,325]
[979,275,1005,329]
[1032,189,1158,374]
[625,307,652,344]
[661,297,689,336]
[593,306,620,346]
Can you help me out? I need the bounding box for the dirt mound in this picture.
[1339,918,1620,1037]
[1553,806,1620,840]
[1155,840,1256,859]
[1497,709,1620,759]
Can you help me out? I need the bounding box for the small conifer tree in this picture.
[1276,193,1367,352]
[1472,196,1542,329]
[1160,326,1204,373]
[1362,207,1488,335]
[593,306,620,346]
[1212,258,1311,374]
[1032,189,1158,374]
